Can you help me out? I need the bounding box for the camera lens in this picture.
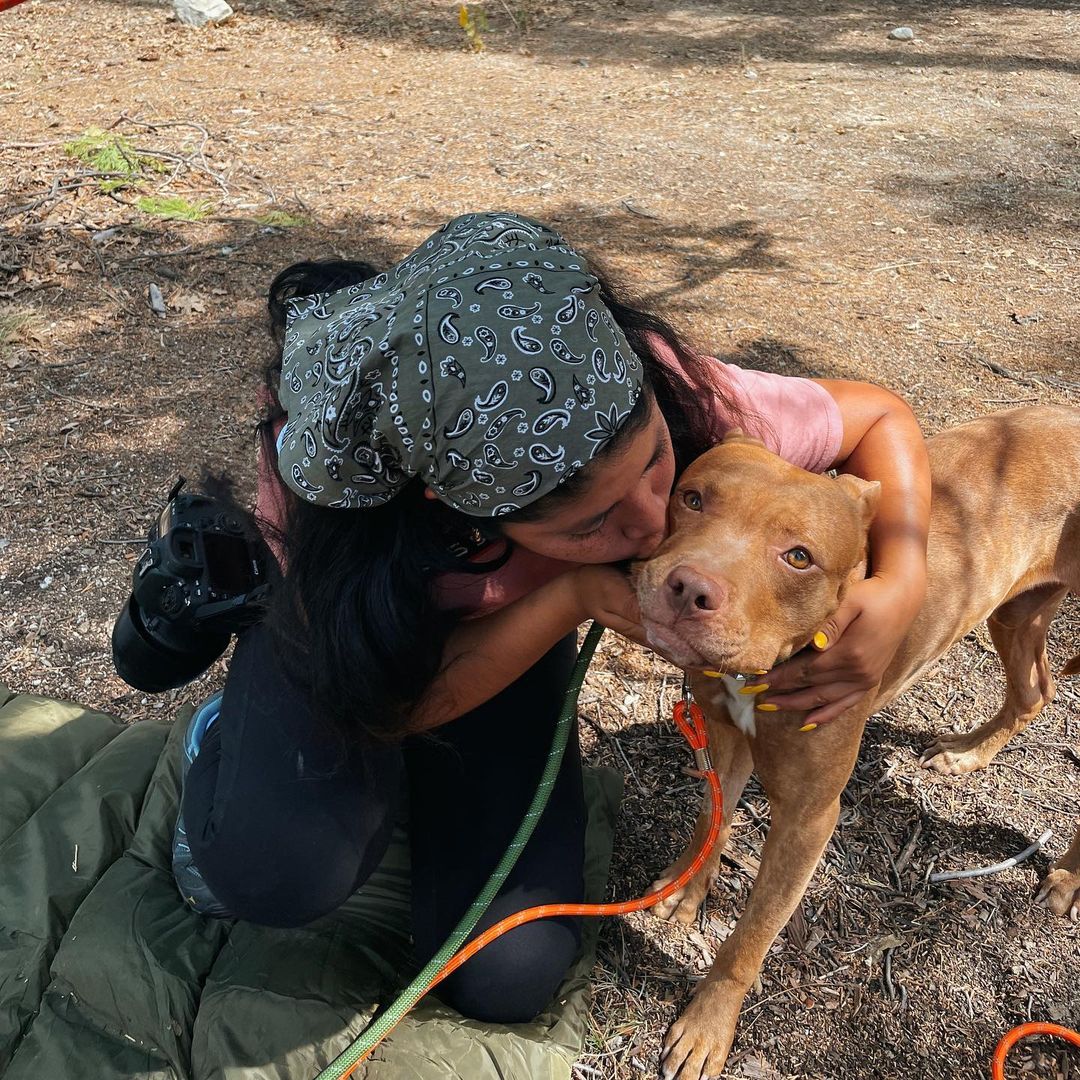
[111,596,230,693]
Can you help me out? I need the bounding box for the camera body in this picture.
[111,478,270,692]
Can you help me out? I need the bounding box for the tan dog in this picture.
[634,405,1080,1080]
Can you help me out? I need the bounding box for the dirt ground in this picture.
[1,1,1078,1077]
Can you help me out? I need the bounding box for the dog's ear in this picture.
[722,427,766,449]
[833,473,881,529]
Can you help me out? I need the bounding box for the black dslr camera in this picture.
[111,478,271,692]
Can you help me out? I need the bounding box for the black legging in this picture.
[181,623,586,1023]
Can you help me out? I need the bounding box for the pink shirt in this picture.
[256,342,843,618]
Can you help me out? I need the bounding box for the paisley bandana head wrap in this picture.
[276,211,643,517]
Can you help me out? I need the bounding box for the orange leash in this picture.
[329,687,1079,1080]
[992,1022,1080,1079]
[340,694,723,1076]
[432,696,721,985]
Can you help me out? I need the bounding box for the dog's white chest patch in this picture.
[720,675,757,738]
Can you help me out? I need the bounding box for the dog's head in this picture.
[634,431,880,672]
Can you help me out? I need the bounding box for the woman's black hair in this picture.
[256,253,743,745]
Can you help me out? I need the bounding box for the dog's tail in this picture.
[1062,655,1080,677]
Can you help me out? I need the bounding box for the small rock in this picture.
[888,26,916,41]
[0,538,9,553]
[39,576,53,590]
[173,0,233,28]
[148,283,167,317]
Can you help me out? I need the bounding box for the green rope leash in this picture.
[314,621,605,1080]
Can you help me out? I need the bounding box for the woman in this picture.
[173,211,929,1025]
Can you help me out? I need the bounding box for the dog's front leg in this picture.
[651,715,754,925]
[660,717,863,1080]
[1036,822,1080,921]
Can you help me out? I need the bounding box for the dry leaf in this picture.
[734,1052,783,1078]
[169,290,206,316]
[17,323,46,346]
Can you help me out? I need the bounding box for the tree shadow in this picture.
[87,0,1080,78]
[876,126,1080,232]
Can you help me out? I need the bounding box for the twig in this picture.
[621,199,661,220]
[3,175,136,221]
[740,965,850,1015]
[44,387,109,411]
[495,0,524,32]
[114,113,229,194]
[572,1065,604,1080]
[929,829,1053,883]
[612,736,648,796]
[978,357,1080,395]
[894,820,922,875]
[737,796,767,825]
[869,260,923,274]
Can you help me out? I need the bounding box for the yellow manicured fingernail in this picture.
[738,683,769,695]
[756,703,779,712]
[702,669,723,678]
[813,631,829,650]
[800,723,818,732]
[754,669,769,675]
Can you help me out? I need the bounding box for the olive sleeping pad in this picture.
[0,684,622,1079]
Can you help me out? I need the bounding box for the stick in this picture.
[621,199,660,220]
[929,829,1053,883]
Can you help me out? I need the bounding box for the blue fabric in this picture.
[172,691,231,918]
[183,692,222,765]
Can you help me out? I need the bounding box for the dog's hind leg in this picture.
[650,719,753,925]
[921,583,1068,776]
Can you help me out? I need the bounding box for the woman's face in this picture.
[500,401,676,564]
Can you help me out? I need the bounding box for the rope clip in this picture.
[675,675,712,774]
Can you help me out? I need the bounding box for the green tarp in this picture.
[0,684,622,1079]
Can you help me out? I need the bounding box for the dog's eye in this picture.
[783,547,813,569]
[682,490,702,511]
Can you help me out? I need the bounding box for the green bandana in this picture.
[276,212,643,516]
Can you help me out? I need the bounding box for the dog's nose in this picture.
[664,565,725,619]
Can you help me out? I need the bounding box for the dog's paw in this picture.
[1035,866,1080,921]
[659,980,742,1080]
[919,730,998,775]
[650,867,709,925]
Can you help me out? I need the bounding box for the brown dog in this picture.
[634,405,1080,1080]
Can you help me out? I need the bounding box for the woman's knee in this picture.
[189,829,375,928]
[181,746,401,927]
[436,916,582,1023]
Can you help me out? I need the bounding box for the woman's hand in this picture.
[572,564,649,647]
[760,378,931,728]
[756,571,926,727]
